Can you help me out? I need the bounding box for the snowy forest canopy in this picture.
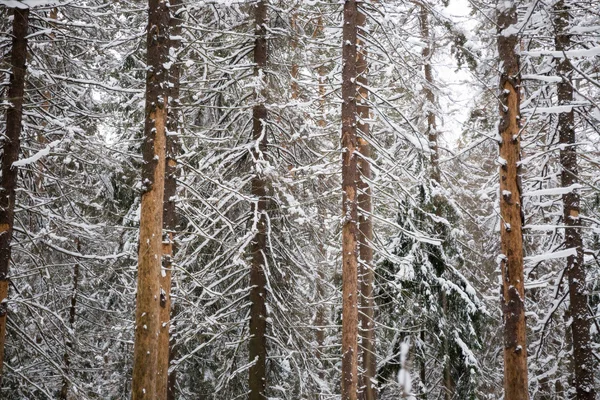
[0,0,599,399]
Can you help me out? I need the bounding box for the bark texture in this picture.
[156,0,182,397]
[132,1,170,398]
[554,1,595,398]
[248,2,268,399]
[341,1,359,399]
[0,7,29,383]
[496,2,529,399]
[356,8,376,400]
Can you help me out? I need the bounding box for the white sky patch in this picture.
[99,120,119,145]
[436,0,479,148]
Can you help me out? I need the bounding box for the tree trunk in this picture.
[132,1,170,398]
[156,0,182,398]
[496,2,529,399]
[156,0,181,400]
[0,6,29,384]
[248,2,268,399]
[341,1,359,400]
[554,1,595,398]
[356,8,376,400]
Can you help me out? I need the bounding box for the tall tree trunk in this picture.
[419,6,452,399]
[248,2,268,399]
[156,0,182,398]
[496,2,529,399]
[341,1,359,400]
[132,1,170,398]
[356,7,376,400]
[0,6,29,384]
[554,1,595,398]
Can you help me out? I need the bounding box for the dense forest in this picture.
[0,0,599,399]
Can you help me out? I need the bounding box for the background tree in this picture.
[0,5,29,382]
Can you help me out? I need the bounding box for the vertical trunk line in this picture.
[249,1,268,399]
[156,0,182,398]
[132,0,170,398]
[341,1,359,400]
[554,1,595,398]
[356,6,376,400]
[0,6,29,384]
[496,2,529,399]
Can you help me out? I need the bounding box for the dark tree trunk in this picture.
[554,1,595,398]
[248,2,268,399]
[496,2,529,399]
[341,1,359,400]
[0,6,29,384]
[132,0,170,398]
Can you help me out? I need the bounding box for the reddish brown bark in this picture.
[497,2,529,399]
[0,6,29,384]
[554,1,595,398]
[132,1,170,398]
[156,0,182,398]
[248,2,269,399]
[356,8,376,400]
[341,1,359,400]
